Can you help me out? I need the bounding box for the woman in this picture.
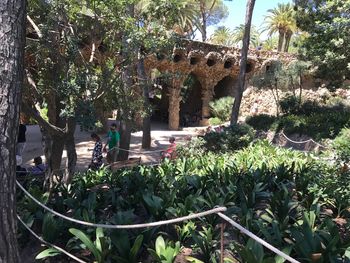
[90,133,103,170]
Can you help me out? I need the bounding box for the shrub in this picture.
[208,117,222,126]
[176,137,206,157]
[246,114,277,131]
[279,95,299,114]
[332,128,350,163]
[209,96,234,122]
[203,123,254,153]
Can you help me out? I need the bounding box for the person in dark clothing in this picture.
[17,122,26,156]
[28,156,46,175]
[89,133,103,170]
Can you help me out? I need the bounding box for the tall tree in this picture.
[195,0,229,42]
[263,3,296,52]
[230,0,256,124]
[294,0,350,88]
[0,0,26,261]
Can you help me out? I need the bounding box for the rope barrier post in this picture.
[220,222,225,263]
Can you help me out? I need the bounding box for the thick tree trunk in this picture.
[64,118,77,184]
[0,0,26,262]
[283,31,292,52]
[137,52,151,149]
[118,120,132,161]
[277,29,285,52]
[230,0,256,124]
[117,3,135,160]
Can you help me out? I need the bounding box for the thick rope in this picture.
[280,131,327,149]
[106,145,166,155]
[218,213,300,263]
[17,215,86,263]
[17,179,226,229]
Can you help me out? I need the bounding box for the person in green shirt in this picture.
[103,123,120,163]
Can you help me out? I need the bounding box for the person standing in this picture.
[17,120,26,156]
[103,123,120,163]
[89,133,103,170]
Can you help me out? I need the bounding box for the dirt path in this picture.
[22,121,202,171]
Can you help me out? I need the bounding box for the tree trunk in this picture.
[0,0,26,261]
[230,0,256,124]
[64,118,77,184]
[200,0,207,42]
[137,52,151,149]
[283,30,292,52]
[118,120,132,161]
[277,29,285,52]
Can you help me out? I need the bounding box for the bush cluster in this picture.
[247,98,350,140]
[202,124,254,153]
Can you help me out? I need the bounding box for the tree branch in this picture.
[22,103,65,136]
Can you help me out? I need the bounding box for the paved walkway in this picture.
[22,121,203,171]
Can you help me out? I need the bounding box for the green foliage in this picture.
[17,138,350,262]
[209,96,234,122]
[279,95,299,114]
[176,137,206,158]
[35,248,61,260]
[203,124,254,153]
[247,99,350,140]
[246,114,276,131]
[148,236,180,263]
[295,0,350,88]
[332,128,350,163]
[208,117,222,126]
[111,231,144,263]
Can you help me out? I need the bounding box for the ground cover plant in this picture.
[17,140,350,262]
[246,97,350,140]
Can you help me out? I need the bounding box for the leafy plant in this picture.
[209,96,234,122]
[110,231,144,263]
[68,228,111,263]
[332,128,350,163]
[246,114,276,131]
[148,236,181,263]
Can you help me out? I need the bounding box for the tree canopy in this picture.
[294,0,350,88]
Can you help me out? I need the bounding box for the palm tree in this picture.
[209,26,234,46]
[137,0,198,37]
[263,3,296,52]
[232,24,261,48]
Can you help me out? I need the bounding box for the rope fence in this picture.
[17,215,87,263]
[280,131,328,150]
[17,179,300,263]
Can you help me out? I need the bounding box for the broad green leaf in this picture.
[35,248,61,259]
[69,228,101,262]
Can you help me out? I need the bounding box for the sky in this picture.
[197,0,292,40]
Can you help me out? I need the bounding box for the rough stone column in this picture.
[168,77,184,130]
[199,78,219,126]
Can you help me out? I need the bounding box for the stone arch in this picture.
[205,52,222,67]
[213,76,237,99]
[222,54,236,69]
[188,50,204,66]
[172,49,186,63]
[245,57,258,73]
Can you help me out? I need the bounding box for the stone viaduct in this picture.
[144,40,295,130]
